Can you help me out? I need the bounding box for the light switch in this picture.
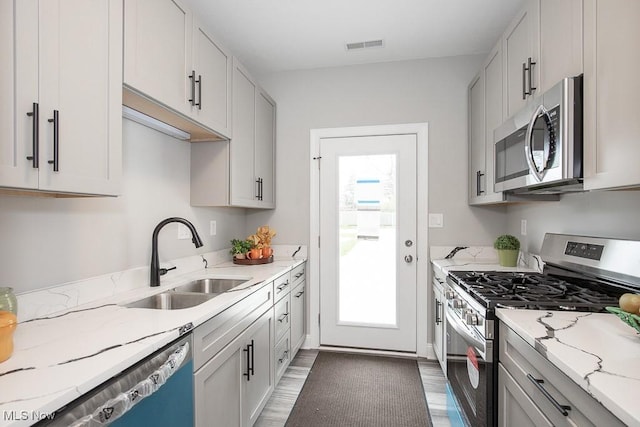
[428,213,444,228]
[210,220,217,236]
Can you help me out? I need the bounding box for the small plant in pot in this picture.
[230,239,252,260]
[494,234,520,267]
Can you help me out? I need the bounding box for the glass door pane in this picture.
[338,154,397,327]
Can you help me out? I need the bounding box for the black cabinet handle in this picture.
[476,170,485,196]
[277,281,289,292]
[526,374,571,416]
[523,57,537,98]
[278,350,289,364]
[26,102,39,168]
[188,71,196,106]
[522,62,527,100]
[295,290,304,298]
[259,178,263,200]
[278,312,289,323]
[435,300,441,325]
[255,178,261,199]
[249,339,255,376]
[294,272,304,279]
[196,74,202,110]
[47,110,59,171]
[243,342,251,381]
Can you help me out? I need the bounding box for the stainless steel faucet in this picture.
[150,217,203,287]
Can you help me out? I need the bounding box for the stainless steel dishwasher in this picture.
[38,334,194,427]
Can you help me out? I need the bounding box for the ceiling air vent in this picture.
[346,39,384,51]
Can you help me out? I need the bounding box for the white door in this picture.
[319,134,417,352]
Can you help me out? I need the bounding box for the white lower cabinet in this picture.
[498,322,624,427]
[290,280,306,356]
[194,308,274,427]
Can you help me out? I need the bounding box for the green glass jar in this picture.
[0,287,17,315]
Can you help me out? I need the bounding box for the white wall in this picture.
[247,56,508,248]
[507,190,640,254]
[0,120,246,294]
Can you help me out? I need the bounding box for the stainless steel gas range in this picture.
[444,233,640,427]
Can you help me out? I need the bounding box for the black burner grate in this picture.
[449,271,623,311]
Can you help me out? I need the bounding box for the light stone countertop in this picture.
[0,257,305,427]
[497,309,640,427]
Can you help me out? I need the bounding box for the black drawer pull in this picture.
[526,374,571,416]
[294,272,304,279]
[188,71,196,106]
[278,350,289,364]
[278,312,289,323]
[277,282,289,292]
[295,290,304,298]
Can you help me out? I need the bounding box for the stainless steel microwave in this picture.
[494,75,583,194]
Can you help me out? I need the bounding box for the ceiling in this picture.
[185,0,525,77]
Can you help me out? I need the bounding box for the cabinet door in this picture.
[504,0,540,118]
[254,89,276,208]
[498,364,553,427]
[483,42,505,200]
[0,0,38,190]
[468,73,485,203]
[192,19,232,138]
[38,0,122,195]
[290,282,305,356]
[124,0,192,117]
[243,309,274,427]
[583,0,640,190]
[230,60,257,206]
[539,0,583,93]
[432,282,444,372]
[194,337,244,427]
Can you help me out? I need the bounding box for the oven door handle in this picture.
[446,310,486,359]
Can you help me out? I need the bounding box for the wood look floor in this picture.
[255,350,451,427]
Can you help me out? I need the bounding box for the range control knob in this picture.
[465,312,479,326]
[453,298,466,309]
[445,289,456,300]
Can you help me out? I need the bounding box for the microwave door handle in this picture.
[525,104,548,182]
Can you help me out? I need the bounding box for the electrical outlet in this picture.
[177,224,190,240]
[210,220,217,236]
[521,219,527,236]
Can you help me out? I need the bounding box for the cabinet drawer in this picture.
[193,284,272,371]
[274,334,290,383]
[274,294,290,343]
[291,263,305,286]
[273,272,291,302]
[499,323,624,427]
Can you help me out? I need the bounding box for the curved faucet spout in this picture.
[150,217,203,287]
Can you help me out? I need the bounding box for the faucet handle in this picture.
[159,266,177,276]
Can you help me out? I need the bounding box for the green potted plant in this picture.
[230,239,252,260]
[494,234,520,267]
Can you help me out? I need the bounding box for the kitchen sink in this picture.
[172,278,248,294]
[124,292,215,310]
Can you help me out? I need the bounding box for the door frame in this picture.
[309,123,429,357]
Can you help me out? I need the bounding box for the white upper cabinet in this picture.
[123,0,231,140]
[538,0,583,93]
[469,41,507,205]
[583,0,640,190]
[229,61,258,206]
[192,18,232,137]
[503,0,540,119]
[254,88,276,207]
[190,58,277,209]
[0,0,122,196]
[124,0,192,117]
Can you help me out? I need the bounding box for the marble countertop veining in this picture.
[497,309,640,426]
[0,257,305,427]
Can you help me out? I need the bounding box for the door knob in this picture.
[404,255,413,263]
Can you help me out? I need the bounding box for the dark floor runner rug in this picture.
[285,351,432,427]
